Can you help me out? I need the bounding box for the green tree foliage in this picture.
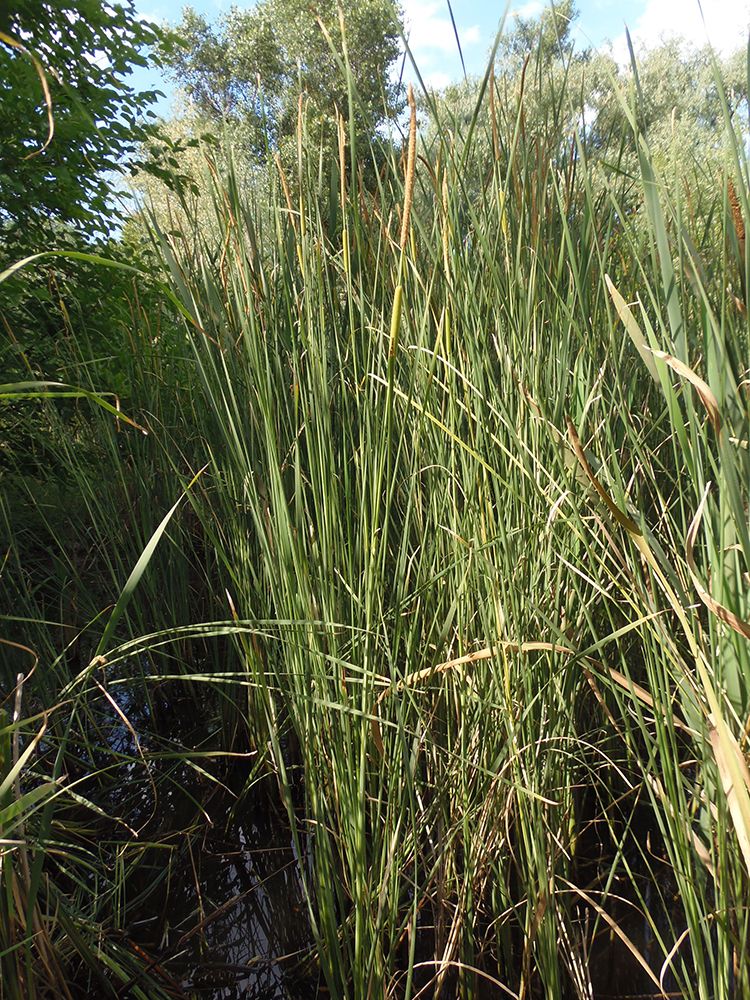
[591,39,747,165]
[423,2,747,225]
[164,0,403,160]
[0,0,167,244]
[421,2,583,187]
[0,3,183,481]
[500,0,577,67]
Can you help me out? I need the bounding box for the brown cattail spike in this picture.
[400,84,417,251]
[729,177,746,256]
[728,178,747,309]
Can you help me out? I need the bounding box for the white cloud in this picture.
[401,0,481,65]
[511,1,544,18]
[425,70,452,89]
[611,0,750,62]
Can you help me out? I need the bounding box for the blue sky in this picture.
[132,0,750,111]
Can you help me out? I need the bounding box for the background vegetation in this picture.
[2,2,749,998]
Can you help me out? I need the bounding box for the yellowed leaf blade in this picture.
[566,418,641,535]
[0,30,54,158]
[710,721,750,878]
[606,665,692,733]
[394,641,574,693]
[605,275,660,382]
[686,486,750,641]
[563,881,666,996]
[653,350,722,435]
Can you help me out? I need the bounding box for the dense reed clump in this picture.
[1,31,749,1000]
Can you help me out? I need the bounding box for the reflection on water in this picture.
[144,792,317,999]
[90,666,317,999]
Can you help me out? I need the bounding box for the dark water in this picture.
[131,791,318,999]
[79,667,317,999]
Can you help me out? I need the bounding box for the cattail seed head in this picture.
[400,84,417,251]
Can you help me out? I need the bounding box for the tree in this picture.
[0,0,169,244]
[424,2,746,210]
[500,0,578,69]
[591,39,747,160]
[0,2,190,466]
[164,0,404,161]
